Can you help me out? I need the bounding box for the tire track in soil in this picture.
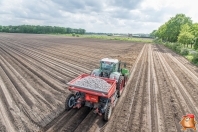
[0,45,66,93]
[0,117,6,132]
[162,51,198,102]
[0,39,96,103]
[10,47,75,83]
[147,44,152,132]
[0,41,90,77]
[0,56,51,127]
[0,49,60,108]
[1,55,75,130]
[150,45,162,132]
[153,45,198,132]
[59,107,91,132]
[1,46,66,107]
[0,75,17,132]
[0,63,41,131]
[102,44,147,132]
[3,41,91,73]
[1,35,138,70]
[0,56,34,107]
[158,45,198,86]
[0,45,70,128]
[0,46,81,128]
[0,46,66,128]
[0,56,52,109]
[0,42,81,80]
[126,45,148,132]
[74,111,98,132]
[0,35,138,73]
[43,109,78,131]
[0,33,144,131]
[0,77,34,132]
[155,45,198,115]
[102,44,198,132]
[44,107,91,132]
[160,45,198,77]
[0,43,70,86]
[153,48,180,131]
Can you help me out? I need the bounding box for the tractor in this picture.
[90,58,129,97]
[65,58,129,121]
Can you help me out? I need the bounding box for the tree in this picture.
[194,38,198,50]
[155,14,192,42]
[178,32,194,47]
[180,24,191,33]
[155,24,167,40]
[0,25,86,34]
[178,24,195,47]
[191,23,198,48]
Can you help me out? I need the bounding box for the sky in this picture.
[0,0,197,33]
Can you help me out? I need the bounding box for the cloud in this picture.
[0,0,198,33]
[50,0,104,13]
[109,0,143,9]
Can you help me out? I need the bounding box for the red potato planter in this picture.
[65,74,124,121]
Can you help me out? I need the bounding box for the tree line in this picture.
[151,14,198,49]
[0,25,86,34]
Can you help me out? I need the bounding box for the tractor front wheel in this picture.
[104,105,112,121]
[65,94,75,110]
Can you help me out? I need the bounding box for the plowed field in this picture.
[0,33,198,132]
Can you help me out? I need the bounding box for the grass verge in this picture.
[154,40,198,66]
[81,35,153,43]
[48,34,153,43]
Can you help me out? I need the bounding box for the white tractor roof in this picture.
[101,58,119,63]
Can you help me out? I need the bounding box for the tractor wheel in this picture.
[123,75,128,87]
[104,105,112,121]
[65,94,75,110]
[117,76,124,97]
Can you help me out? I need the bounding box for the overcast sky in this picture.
[0,0,197,33]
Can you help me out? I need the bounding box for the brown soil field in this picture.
[0,33,198,132]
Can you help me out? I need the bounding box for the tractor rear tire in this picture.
[65,94,75,110]
[117,76,124,97]
[104,105,112,121]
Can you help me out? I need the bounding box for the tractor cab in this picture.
[90,58,130,96]
[100,58,119,77]
[91,58,129,80]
